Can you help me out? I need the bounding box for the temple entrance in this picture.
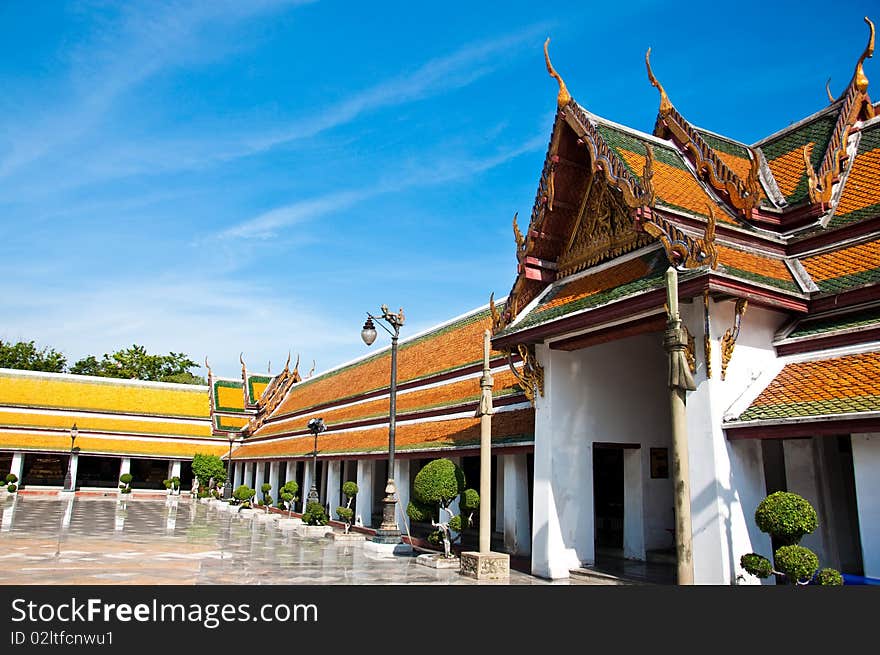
[129,458,169,490]
[593,445,624,552]
[77,455,121,488]
[22,453,67,486]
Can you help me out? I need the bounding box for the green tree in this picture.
[0,340,67,372]
[190,454,227,491]
[70,345,205,384]
[407,458,479,557]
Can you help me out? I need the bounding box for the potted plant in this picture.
[336,481,358,534]
[232,485,256,513]
[171,476,181,495]
[119,473,133,495]
[407,458,479,560]
[163,479,173,495]
[259,483,273,512]
[740,491,843,586]
[5,473,18,493]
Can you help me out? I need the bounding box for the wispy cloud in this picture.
[215,133,547,240]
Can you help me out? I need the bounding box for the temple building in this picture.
[1,18,878,584]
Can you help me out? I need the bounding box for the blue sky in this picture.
[0,0,876,378]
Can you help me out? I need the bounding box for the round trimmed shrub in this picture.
[302,501,327,526]
[412,459,464,506]
[233,485,255,506]
[336,507,353,523]
[448,515,463,532]
[740,553,772,579]
[119,473,133,485]
[755,491,817,545]
[163,479,172,490]
[774,545,819,583]
[459,488,480,513]
[342,481,358,498]
[6,473,18,484]
[261,483,271,494]
[7,483,17,493]
[817,568,843,586]
[407,499,434,523]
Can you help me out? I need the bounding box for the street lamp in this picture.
[360,304,405,544]
[62,423,78,492]
[224,434,235,499]
[307,418,325,505]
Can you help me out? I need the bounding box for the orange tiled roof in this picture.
[716,245,800,292]
[733,351,880,421]
[830,123,880,228]
[233,408,534,459]
[270,308,500,419]
[800,237,880,293]
[0,431,227,458]
[254,368,523,437]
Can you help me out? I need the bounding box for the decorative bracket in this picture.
[720,299,748,381]
[507,344,545,406]
[642,204,718,269]
[684,326,697,375]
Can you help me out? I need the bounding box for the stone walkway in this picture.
[0,495,598,585]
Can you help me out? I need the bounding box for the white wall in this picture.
[682,298,782,585]
[852,433,880,578]
[531,332,672,579]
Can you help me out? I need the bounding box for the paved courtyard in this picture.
[0,495,594,585]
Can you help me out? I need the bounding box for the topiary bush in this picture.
[232,485,256,509]
[407,458,479,558]
[7,483,17,493]
[755,492,817,546]
[260,483,273,511]
[119,473,133,494]
[302,501,328,526]
[336,481,359,533]
[279,481,299,517]
[740,491,841,586]
[6,473,18,485]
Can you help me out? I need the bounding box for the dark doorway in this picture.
[77,456,120,488]
[23,453,67,486]
[129,458,168,490]
[0,453,12,478]
[593,446,624,551]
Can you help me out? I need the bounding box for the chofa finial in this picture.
[826,77,835,103]
[855,17,875,93]
[544,38,571,108]
[646,47,673,115]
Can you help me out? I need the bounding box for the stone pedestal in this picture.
[294,524,333,538]
[417,553,460,569]
[363,540,413,558]
[237,508,256,517]
[459,551,510,580]
[331,531,365,543]
[277,517,304,530]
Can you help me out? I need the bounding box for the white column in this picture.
[254,461,266,498]
[784,439,831,565]
[852,433,880,578]
[285,461,296,490]
[170,461,181,479]
[327,461,341,517]
[503,453,531,555]
[243,461,253,490]
[302,460,312,510]
[233,461,243,488]
[623,449,646,561]
[495,457,505,533]
[356,460,374,528]
[68,453,79,490]
[10,451,24,483]
[394,459,410,530]
[268,462,280,504]
[319,462,327,504]
[119,457,131,481]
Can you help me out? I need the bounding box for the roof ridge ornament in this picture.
[646,47,673,115]
[544,38,571,108]
[855,16,875,93]
[826,77,835,104]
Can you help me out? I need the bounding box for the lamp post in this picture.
[62,423,78,492]
[224,434,234,499]
[360,304,405,544]
[306,418,325,504]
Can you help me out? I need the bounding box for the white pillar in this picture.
[119,457,131,481]
[243,461,253,489]
[319,462,327,504]
[394,459,410,530]
[254,461,266,498]
[503,453,531,555]
[356,460,374,528]
[170,461,181,479]
[495,457,505,533]
[852,433,880,578]
[784,439,831,565]
[68,453,79,490]
[10,451,24,483]
[327,461,341,517]
[623,449,646,561]
[233,461,243,488]
[268,461,280,504]
[302,460,312,510]
[285,461,296,490]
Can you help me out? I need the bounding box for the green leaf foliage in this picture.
[342,481,358,498]
[817,568,843,586]
[740,553,773,579]
[406,499,435,523]
[412,458,465,507]
[459,488,480,513]
[448,515,463,532]
[191,454,227,485]
[7,484,17,492]
[233,485,256,503]
[119,473,133,484]
[69,345,203,384]
[5,473,18,484]
[336,507,353,523]
[261,483,272,493]
[755,491,817,545]
[0,340,66,372]
[302,501,328,526]
[774,545,819,583]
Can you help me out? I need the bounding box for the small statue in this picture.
[191,477,199,496]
